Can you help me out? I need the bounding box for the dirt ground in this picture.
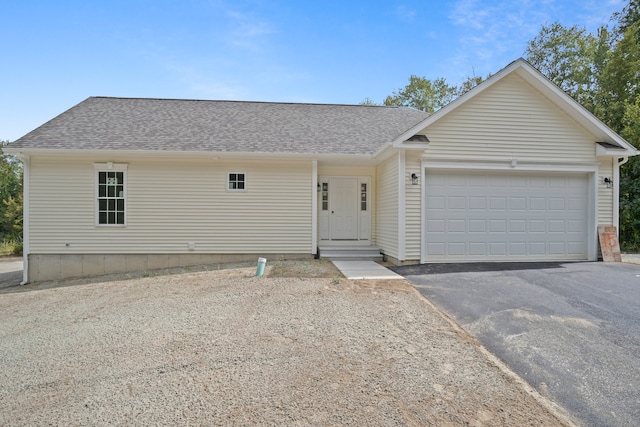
[0,260,574,426]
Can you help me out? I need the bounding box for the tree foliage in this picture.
[524,22,602,107]
[0,141,22,241]
[525,2,640,251]
[382,74,484,113]
[383,76,458,113]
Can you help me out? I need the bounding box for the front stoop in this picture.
[318,245,383,262]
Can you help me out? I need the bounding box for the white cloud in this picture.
[224,9,277,51]
[396,4,417,22]
[447,0,555,78]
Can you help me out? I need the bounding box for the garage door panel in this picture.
[427,195,446,209]
[509,220,526,232]
[529,197,546,210]
[448,196,466,209]
[469,242,486,255]
[469,220,486,232]
[510,242,526,255]
[425,170,589,261]
[448,219,466,232]
[510,197,527,210]
[549,242,566,254]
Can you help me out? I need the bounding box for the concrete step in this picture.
[319,246,383,262]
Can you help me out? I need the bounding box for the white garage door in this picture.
[424,170,590,261]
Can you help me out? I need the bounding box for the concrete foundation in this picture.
[27,253,313,283]
[381,253,421,266]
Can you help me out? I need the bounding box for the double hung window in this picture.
[95,163,127,226]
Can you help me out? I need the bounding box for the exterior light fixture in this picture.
[411,173,419,185]
[604,177,612,188]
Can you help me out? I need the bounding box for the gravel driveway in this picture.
[0,261,571,426]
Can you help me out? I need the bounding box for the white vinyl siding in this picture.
[424,74,596,163]
[28,156,312,254]
[597,157,614,226]
[375,155,399,258]
[405,151,422,260]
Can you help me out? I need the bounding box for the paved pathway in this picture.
[332,260,404,280]
[0,257,22,289]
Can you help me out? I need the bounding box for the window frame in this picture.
[94,162,128,227]
[227,172,247,192]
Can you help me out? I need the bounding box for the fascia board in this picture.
[3,147,378,163]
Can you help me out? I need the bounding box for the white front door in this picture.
[330,177,358,239]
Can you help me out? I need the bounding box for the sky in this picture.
[1,0,626,142]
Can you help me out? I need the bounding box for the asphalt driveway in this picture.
[393,261,640,427]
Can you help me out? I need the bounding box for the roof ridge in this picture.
[89,96,408,109]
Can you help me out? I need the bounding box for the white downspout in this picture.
[614,156,629,236]
[20,154,29,285]
[311,160,318,255]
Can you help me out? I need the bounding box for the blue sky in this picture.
[1,0,625,141]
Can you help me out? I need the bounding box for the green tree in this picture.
[524,22,601,107]
[595,23,640,134]
[359,97,379,106]
[3,193,23,240]
[456,75,484,96]
[614,0,640,35]
[0,141,22,240]
[383,76,457,113]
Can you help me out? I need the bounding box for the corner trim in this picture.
[398,151,406,261]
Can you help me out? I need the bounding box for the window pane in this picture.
[97,168,127,225]
[229,173,236,181]
[322,183,328,191]
[237,182,245,190]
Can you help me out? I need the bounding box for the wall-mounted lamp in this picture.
[317,183,321,192]
[603,177,613,188]
[411,173,419,185]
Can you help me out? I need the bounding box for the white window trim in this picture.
[94,162,128,227]
[227,171,247,192]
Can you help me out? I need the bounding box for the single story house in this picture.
[7,58,638,283]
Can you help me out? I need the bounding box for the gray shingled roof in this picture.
[10,97,430,155]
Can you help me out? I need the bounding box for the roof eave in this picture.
[3,147,378,162]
